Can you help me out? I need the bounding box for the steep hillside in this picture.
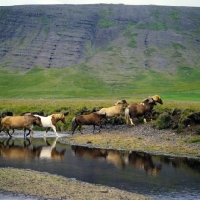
[0,4,200,99]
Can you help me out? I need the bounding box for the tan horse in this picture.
[0,115,42,138]
[97,100,129,125]
[33,113,67,137]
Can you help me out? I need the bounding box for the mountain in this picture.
[0,4,200,100]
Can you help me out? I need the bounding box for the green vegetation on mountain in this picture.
[0,4,199,100]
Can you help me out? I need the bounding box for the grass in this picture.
[0,62,200,101]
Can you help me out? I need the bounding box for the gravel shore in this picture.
[62,123,200,158]
[0,168,152,200]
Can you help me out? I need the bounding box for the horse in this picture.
[129,151,162,176]
[97,100,129,125]
[125,95,163,125]
[128,95,163,107]
[71,112,107,135]
[125,97,158,126]
[0,115,42,138]
[0,137,66,161]
[71,145,107,159]
[35,137,66,160]
[33,113,66,137]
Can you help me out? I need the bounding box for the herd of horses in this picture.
[0,95,163,138]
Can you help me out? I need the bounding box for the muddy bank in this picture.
[0,168,151,200]
[61,124,200,158]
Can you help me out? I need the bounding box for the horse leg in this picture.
[113,117,116,125]
[93,125,96,133]
[78,125,83,134]
[72,124,78,135]
[98,125,101,133]
[44,127,51,137]
[51,125,59,137]
[25,128,31,138]
[144,112,150,124]
[129,118,135,126]
[6,129,12,138]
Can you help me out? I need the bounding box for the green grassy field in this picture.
[0,65,200,101]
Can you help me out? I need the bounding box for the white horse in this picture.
[39,137,66,160]
[34,113,66,137]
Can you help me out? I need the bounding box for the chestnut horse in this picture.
[0,115,42,138]
[33,113,66,137]
[125,97,157,126]
[125,95,163,125]
[71,112,107,135]
[97,100,129,125]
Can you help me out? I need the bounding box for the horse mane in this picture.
[115,100,126,105]
[50,113,64,119]
[142,97,155,105]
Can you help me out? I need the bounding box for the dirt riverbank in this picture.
[61,124,200,158]
[0,168,151,200]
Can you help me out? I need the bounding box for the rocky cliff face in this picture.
[0,4,200,71]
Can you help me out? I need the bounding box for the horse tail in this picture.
[124,108,130,125]
[0,118,2,132]
[71,117,77,134]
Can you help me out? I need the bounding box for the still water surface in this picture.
[0,136,200,200]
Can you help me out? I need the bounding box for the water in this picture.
[0,135,200,200]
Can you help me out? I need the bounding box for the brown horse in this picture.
[125,97,157,126]
[97,100,129,125]
[0,115,42,138]
[125,95,163,125]
[129,152,162,176]
[71,112,107,135]
[128,95,163,107]
[71,145,107,159]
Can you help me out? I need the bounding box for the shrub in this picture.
[155,112,172,129]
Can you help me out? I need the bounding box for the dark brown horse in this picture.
[0,115,42,138]
[71,112,107,135]
[125,97,156,126]
[125,95,163,126]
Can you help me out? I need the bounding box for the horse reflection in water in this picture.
[36,137,66,160]
[71,146,162,175]
[71,145,107,160]
[0,137,66,161]
[128,152,162,176]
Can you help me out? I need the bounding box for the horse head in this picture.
[52,113,66,124]
[152,95,163,105]
[142,97,156,105]
[114,100,128,107]
[34,116,43,127]
[60,114,66,124]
